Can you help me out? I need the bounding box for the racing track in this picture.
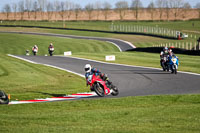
[14,55,200,97]
[3,31,200,97]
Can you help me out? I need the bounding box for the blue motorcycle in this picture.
[169,55,179,74]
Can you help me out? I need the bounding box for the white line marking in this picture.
[106,41,122,52]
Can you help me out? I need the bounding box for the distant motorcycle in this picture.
[48,47,54,56]
[169,55,179,74]
[0,90,9,104]
[161,55,169,71]
[87,74,119,97]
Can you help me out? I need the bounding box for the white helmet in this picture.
[84,64,91,73]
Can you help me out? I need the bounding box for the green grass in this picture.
[0,95,200,133]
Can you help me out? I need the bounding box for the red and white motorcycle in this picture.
[87,74,119,97]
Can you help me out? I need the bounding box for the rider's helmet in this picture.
[84,64,92,73]
[168,48,172,54]
[50,43,53,46]
[163,47,168,54]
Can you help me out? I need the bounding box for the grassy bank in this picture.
[0,94,200,133]
[0,27,193,48]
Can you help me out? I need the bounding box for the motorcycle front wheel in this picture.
[94,83,105,97]
[111,86,119,96]
[174,65,177,74]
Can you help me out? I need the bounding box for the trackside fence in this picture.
[153,42,200,51]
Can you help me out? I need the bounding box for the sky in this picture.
[0,0,200,10]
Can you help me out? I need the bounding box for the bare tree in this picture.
[164,0,170,21]
[46,1,54,21]
[37,0,47,20]
[65,1,74,20]
[182,2,191,19]
[195,2,200,19]
[102,2,111,20]
[25,0,33,19]
[169,0,184,20]
[131,0,143,21]
[156,0,165,20]
[74,4,81,20]
[12,3,17,20]
[94,1,102,20]
[115,1,129,20]
[2,4,11,20]
[85,3,94,20]
[18,0,25,20]
[58,1,65,21]
[54,0,61,21]
[148,1,155,21]
[32,1,39,20]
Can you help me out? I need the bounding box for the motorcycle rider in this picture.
[32,45,38,56]
[160,47,169,67]
[48,43,54,56]
[84,64,111,89]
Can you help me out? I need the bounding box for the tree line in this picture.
[1,0,200,21]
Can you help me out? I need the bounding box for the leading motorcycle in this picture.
[87,74,119,97]
[169,55,179,74]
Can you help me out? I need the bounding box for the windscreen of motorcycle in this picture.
[88,75,93,83]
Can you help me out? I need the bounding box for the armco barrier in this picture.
[127,47,200,56]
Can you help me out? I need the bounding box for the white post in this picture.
[186,42,188,50]
[199,42,200,50]
[182,42,184,49]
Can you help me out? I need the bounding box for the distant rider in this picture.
[84,64,111,90]
[32,45,38,56]
[48,43,54,56]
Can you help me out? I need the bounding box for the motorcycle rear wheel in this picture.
[94,83,105,97]
[0,96,9,104]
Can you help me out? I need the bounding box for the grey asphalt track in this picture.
[16,55,200,97]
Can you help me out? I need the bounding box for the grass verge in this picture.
[0,94,200,133]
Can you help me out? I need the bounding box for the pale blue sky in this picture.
[0,0,199,11]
